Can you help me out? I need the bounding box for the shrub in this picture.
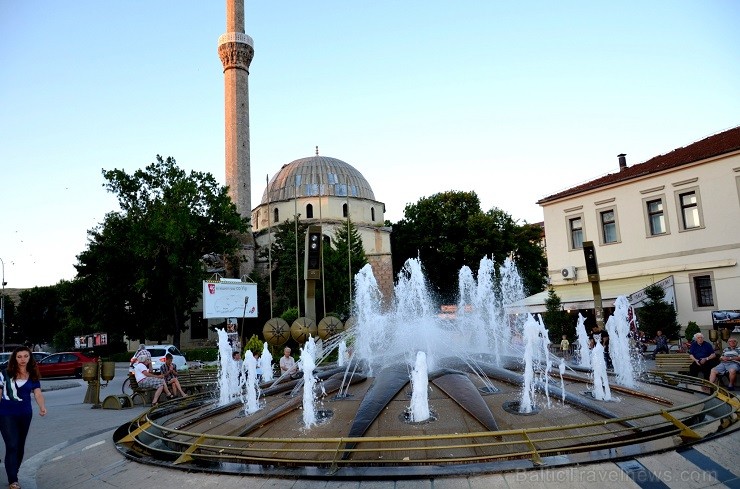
[684,321,700,342]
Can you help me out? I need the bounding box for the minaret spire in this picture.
[218,0,254,220]
[219,1,255,277]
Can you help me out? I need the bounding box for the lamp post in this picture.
[1,257,6,353]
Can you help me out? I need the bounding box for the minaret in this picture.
[218,0,254,219]
[219,0,255,276]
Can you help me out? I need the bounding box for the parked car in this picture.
[0,352,11,369]
[37,351,97,378]
[33,351,51,362]
[130,345,188,373]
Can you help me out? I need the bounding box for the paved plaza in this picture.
[10,363,740,489]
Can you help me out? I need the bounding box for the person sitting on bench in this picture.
[688,333,718,379]
[709,337,739,391]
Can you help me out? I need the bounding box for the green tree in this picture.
[635,284,680,340]
[320,220,368,318]
[541,288,575,343]
[15,284,66,349]
[391,191,547,302]
[72,155,247,348]
[264,218,309,315]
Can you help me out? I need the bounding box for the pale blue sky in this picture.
[1,1,738,288]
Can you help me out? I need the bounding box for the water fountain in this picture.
[408,351,431,422]
[575,313,591,368]
[116,257,739,479]
[299,336,318,428]
[216,328,241,405]
[259,342,273,383]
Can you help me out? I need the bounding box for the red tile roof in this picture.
[538,125,740,204]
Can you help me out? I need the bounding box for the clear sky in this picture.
[1,1,739,289]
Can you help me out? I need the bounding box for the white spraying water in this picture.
[558,358,566,403]
[338,340,347,367]
[260,343,274,383]
[409,351,431,422]
[217,328,242,406]
[299,336,318,428]
[605,296,638,388]
[243,350,260,414]
[590,341,612,401]
[575,314,591,369]
[519,314,552,412]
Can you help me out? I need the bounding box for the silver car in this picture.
[130,344,188,373]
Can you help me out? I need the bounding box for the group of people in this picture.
[132,347,187,406]
[687,333,738,390]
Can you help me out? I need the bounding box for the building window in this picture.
[273,208,279,223]
[371,207,375,221]
[598,208,618,244]
[674,187,704,231]
[646,198,666,235]
[568,216,583,249]
[689,273,716,310]
[343,203,348,218]
[306,204,314,219]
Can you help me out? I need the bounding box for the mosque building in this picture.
[251,151,394,302]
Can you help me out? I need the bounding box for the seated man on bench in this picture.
[709,337,739,391]
[688,332,718,379]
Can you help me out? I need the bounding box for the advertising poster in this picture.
[203,281,258,319]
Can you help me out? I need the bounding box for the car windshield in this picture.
[147,348,167,357]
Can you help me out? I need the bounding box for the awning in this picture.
[506,274,672,314]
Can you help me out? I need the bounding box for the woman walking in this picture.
[0,346,47,489]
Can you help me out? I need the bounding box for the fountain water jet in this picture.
[260,343,274,383]
[300,336,318,428]
[409,351,431,422]
[575,314,591,369]
[217,328,242,405]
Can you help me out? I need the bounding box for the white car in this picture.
[130,344,188,373]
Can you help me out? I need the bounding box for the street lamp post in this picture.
[0,257,6,352]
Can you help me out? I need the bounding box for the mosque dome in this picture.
[261,155,376,204]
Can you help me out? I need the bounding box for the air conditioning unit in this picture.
[561,266,577,280]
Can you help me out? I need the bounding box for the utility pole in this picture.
[1,257,6,352]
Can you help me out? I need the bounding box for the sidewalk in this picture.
[16,361,740,489]
[25,426,740,488]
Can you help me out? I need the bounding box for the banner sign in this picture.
[712,310,740,327]
[202,281,258,319]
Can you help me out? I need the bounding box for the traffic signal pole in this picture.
[304,225,322,323]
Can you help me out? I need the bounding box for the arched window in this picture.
[273,208,279,223]
[306,203,314,219]
[371,207,375,221]
[343,203,348,218]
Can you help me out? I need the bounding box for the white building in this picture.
[513,126,740,336]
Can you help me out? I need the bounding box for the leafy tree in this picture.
[72,155,247,348]
[0,295,16,344]
[15,284,66,349]
[391,191,547,302]
[541,288,575,343]
[264,218,309,315]
[320,220,368,318]
[635,284,680,340]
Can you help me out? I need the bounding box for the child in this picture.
[560,335,571,359]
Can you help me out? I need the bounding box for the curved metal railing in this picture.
[116,372,739,469]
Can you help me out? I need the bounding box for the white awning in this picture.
[507,274,672,314]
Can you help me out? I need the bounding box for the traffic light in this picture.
[305,225,322,279]
[582,241,599,281]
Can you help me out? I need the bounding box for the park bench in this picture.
[653,353,693,374]
[128,369,219,405]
